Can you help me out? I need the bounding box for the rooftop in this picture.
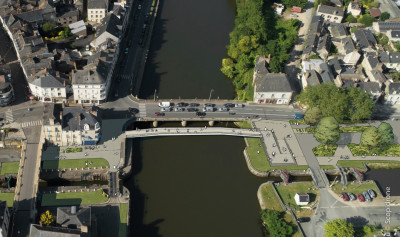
[255,73,293,92]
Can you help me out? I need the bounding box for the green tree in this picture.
[269,57,282,73]
[60,27,71,39]
[314,117,340,147]
[260,209,293,237]
[40,210,56,226]
[380,12,390,21]
[346,15,357,23]
[281,0,308,8]
[221,58,236,78]
[42,21,55,35]
[378,122,394,145]
[346,87,375,122]
[325,219,355,237]
[361,127,381,149]
[358,14,374,27]
[304,107,322,125]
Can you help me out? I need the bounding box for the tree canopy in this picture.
[42,22,55,35]
[361,126,381,148]
[304,107,322,125]
[358,14,374,27]
[380,12,390,21]
[325,219,355,237]
[314,117,340,146]
[296,83,375,122]
[281,0,308,9]
[40,210,56,226]
[260,209,293,237]
[378,122,394,145]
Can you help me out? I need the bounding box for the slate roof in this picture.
[353,29,377,49]
[378,22,400,32]
[318,63,335,83]
[366,56,380,69]
[329,23,348,38]
[317,5,345,16]
[306,70,322,86]
[255,73,293,92]
[62,107,99,131]
[328,57,342,74]
[296,193,310,202]
[0,0,11,8]
[317,34,331,52]
[57,8,79,19]
[29,224,81,237]
[57,207,91,229]
[370,70,387,83]
[330,0,343,6]
[30,74,64,88]
[388,82,400,93]
[0,201,7,231]
[379,52,390,63]
[391,30,400,39]
[14,10,43,24]
[342,36,357,54]
[88,0,107,9]
[96,13,121,39]
[357,82,381,93]
[303,34,319,55]
[389,53,400,63]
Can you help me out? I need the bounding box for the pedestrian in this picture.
[257,150,260,154]
[264,127,267,131]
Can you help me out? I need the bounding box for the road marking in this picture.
[139,104,147,117]
[264,114,291,117]
[20,120,42,128]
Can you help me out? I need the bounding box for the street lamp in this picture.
[209,89,214,101]
[153,89,157,101]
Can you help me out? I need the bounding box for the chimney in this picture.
[71,206,77,214]
[49,115,55,125]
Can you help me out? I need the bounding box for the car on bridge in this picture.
[187,108,199,112]
[196,112,206,116]
[189,103,199,107]
[174,107,185,112]
[204,103,215,107]
[223,103,234,108]
[155,112,165,116]
[218,107,229,112]
[177,102,188,107]
[161,107,172,112]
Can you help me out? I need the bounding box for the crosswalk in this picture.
[139,104,147,117]
[20,120,42,128]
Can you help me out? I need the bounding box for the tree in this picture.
[378,122,394,145]
[346,87,375,122]
[325,219,355,237]
[314,117,340,147]
[304,107,322,125]
[40,210,56,226]
[260,209,293,237]
[380,12,390,21]
[361,127,381,149]
[281,0,308,8]
[346,15,357,23]
[221,58,236,78]
[42,21,55,35]
[358,14,374,27]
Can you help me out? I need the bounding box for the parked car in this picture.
[234,103,244,108]
[155,112,165,116]
[218,107,229,112]
[347,193,356,201]
[368,189,376,198]
[196,112,206,116]
[177,102,188,107]
[161,107,172,112]
[204,103,215,107]
[203,107,215,112]
[297,217,310,223]
[357,193,365,202]
[340,192,349,201]
[362,191,372,202]
[138,4,142,10]
[85,45,90,51]
[294,113,304,119]
[174,107,184,112]
[223,103,234,108]
[290,14,299,18]
[189,103,199,107]
[187,108,198,112]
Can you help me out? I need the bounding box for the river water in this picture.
[365,169,400,196]
[124,136,265,237]
[139,0,236,99]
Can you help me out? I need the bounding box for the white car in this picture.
[85,45,90,51]
[161,107,172,112]
[290,14,298,18]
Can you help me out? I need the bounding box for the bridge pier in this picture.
[208,121,214,126]
[153,121,158,127]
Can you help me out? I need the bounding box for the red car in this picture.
[357,193,365,202]
[155,112,165,116]
[340,192,349,201]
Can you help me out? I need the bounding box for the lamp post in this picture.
[209,89,214,101]
[153,89,157,101]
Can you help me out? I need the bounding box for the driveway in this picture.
[302,189,400,237]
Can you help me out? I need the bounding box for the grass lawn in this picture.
[0,191,14,207]
[41,189,108,206]
[339,126,372,133]
[348,143,400,156]
[275,182,319,217]
[234,121,252,129]
[313,145,337,157]
[119,203,128,237]
[42,158,109,169]
[320,165,336,170]
[337,160,400,169]
[0,162,20,175]
[246,138,308,172]
[331,181,379,196]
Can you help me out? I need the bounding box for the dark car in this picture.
[187,108,199,112]
[204,103,215,107]
[340,192,349,201]
[297,217,310,223]
[368,189,376,198]
[223,103,234,108]
[294,113,304,119]
[196,112,206,116]
[357,193,365,202]
[177,102,188,107]
[129,108,139,113]
[362,191,372,202]
[155,112,165,116]
[189,103,199,107]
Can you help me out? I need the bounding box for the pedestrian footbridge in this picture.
[124,127,262,138]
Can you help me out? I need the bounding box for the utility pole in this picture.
[208,89,214,101]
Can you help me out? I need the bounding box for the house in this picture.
[69,20,87,37]
[328,23,348,42]
[301,59,324,74]
[385,82,400,104]
[56,8,79,25]
[386,30,400,42]
[378,52,400,71]
[316,5,345,23]
[316,34,331,59]
[90,13,121,48]
[87,0,108,23]
[347,1,362,17]
[302,16,326,59]
[30,206,96,237]
[331,0,343,7]
[0,201,10,237]
[373,22,400,33]
[273,3,284,15]
[0,65,14,107]
[352,29,377,52]
[29,73,67,103]
[369,70,387,85]
[254,73,294,104]
[362,56,383,73]
[369,8,381,18]
[294,193,310,205]
[302,70,322,89]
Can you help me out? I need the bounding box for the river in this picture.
[365,169,400,196]
[124,136,265,237]
[139,0,236,99]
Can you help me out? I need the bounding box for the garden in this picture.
[0,162,19,175]
[42,158,109,170]
[331,181,379,196]
[41,21,72,40]
[61,148,83,153]
[41,189,108,206]
[312,144,337,157]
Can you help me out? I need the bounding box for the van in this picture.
[235,103,244,108]
[203,107,214,112]
[294,113,304,119]
[158,102,171,107]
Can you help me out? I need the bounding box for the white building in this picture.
[87,0,108,23]
[316,5,345,23]
[253,73,294,104]
[294,193,310,205]
[347,1,362,17]
[29,74,67,103]
[385,82,400,105]
[301,59,324,74]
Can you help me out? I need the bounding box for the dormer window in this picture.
[84,124,90,131]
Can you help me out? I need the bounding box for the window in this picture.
[96,11,98,13]
[56,137,60,141]
[47,127,51,132]
[334,17,338,20]
[271,94,275,98]
[91,10,94,13]
[96,15,98,18]
[327,15,331,18]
